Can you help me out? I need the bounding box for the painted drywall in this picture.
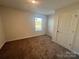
[0,13,5,49]
[47,15,53,36]
[47,14,59,41]
[47,15,54,36]
[0,7,47,41]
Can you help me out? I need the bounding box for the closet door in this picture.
[73,22,79,53]
[56,11,78,50]
[72,10,79,54]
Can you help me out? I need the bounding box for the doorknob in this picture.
[57,30,59,32]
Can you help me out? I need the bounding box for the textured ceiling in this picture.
[0,0,79,15]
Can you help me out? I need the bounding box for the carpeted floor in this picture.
[0,35,79,59]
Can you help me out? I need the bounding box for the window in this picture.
[35,17,42,31]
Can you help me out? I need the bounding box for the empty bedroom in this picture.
[0,0,79,59]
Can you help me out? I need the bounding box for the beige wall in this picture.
[47,15,54,36]
[47,14,59,41]
[0,12,5,49]
[0,7,47,41]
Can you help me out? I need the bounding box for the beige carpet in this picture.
[0,35,79,59]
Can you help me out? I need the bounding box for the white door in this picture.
[56,11,78,50]
[72,21,79,53]
[72,10,79,54]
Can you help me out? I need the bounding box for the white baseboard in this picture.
[0,41,6,49]
[7,34,45,42]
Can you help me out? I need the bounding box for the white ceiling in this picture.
[0,0,79,15]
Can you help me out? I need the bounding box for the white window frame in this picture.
[35,17,43,31]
